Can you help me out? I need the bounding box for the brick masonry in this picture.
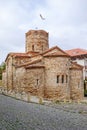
[2,29,84,101]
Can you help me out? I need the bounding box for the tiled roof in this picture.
[65,48,87,57]
[42,46,70,57]
[16,58,42,68]
[8,52,29,57]
[5,51,39,61]
[25,65,45,69]
[11,51,39,57]
[26,51,39,57]
[70,62,83,70]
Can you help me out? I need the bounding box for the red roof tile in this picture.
[70,62,83,70]
[25,65,45,69]
[16,58,42,68]
[65,48,87,57]
[42,46,70,57]
[5,51,39,61]
[26,51,39,56]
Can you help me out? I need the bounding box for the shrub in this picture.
[84,89,87,97]
[0,73,2,80]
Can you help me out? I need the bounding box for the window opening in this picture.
[57,75,59,83]
[62,75,64,83]
[42,45,43,51]
[32,45,34,51]
[37,79,39,85]
[66,75,68,83]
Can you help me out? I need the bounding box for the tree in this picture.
[0,62,6,80]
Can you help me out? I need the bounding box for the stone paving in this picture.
[0,94,87,130]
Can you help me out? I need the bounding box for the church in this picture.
[2,29,84,100]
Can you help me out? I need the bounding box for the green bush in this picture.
[84,89,87,96]
[0,62,6,80]
[0,80,2,86]
[0,73,2,80]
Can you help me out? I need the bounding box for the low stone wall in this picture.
[0,87,50,104]
[0,87,86,104]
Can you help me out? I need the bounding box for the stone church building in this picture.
[2,30,84,100]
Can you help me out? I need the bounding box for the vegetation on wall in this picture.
[84,89,87,96]
[0,62,6,80]
[84,80,87,96]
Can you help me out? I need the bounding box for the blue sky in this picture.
[0,0,87,63]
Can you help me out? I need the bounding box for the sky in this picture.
[0,0,87,63]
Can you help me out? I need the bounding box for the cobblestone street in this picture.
[0,94,87,130]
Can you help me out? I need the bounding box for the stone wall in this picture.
[5,56,13,90]
[70,69,84,100]
[3,56,31,91]
[14,57,30,65]
[44,56,70,100]
[30,55,42,62]
[25,30,49,53]
[2,72,7,89]
[2,29,84,101]
[14,67,45,97]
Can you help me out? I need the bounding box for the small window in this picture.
[32,45,34,51]
[42,45,43,51]
[66,75,68,83]
[37,79,39,85]
[57,75,59,83]
[62,75,64,83]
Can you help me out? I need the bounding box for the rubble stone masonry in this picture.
[2,29,84,101]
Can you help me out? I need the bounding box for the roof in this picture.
[26,51,39,56]
[42,46,70,57]
[5,45,70,62]
[25,65,45,69]
[5,51,39,61]
[65,48,87,57]
[70,62,83,70]
[16,58,42,68]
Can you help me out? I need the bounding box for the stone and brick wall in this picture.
[5,56,13,90]
[25,30,49,53]
[14,66,45,97]
[70,69,84,100]
[44,56,70,100]
[14,57,30,65]
[2,71,7,89]
[2,29,84,101]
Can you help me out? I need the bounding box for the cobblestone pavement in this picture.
[0,94,87,130]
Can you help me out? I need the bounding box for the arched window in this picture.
[57,75,59,83]
[32,45,34,51]
[62,75,64,83]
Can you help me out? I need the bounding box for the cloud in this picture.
[0,0,87,63]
